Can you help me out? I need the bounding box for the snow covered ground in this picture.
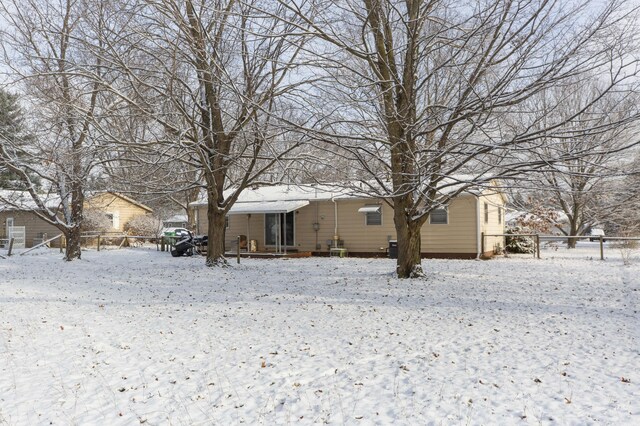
[0,244,638,425]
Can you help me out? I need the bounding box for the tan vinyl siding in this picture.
[326,199,395,254]
[295,201,339,252]
[195,205,208,235]
[0,211,61,248]
[192,185,506,256]
[422,195,478,253]
[84,193,151,232]
[225,213,266,250]
[480,189,506,254]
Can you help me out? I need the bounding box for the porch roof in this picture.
[227,200,310,215]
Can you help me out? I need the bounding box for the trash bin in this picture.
[388,240,398,259]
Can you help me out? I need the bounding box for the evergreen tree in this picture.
[0,89,37,189]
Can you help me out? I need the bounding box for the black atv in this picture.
[170,231,195,257]
[170,230,207,257]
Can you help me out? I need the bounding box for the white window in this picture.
[105,212,120,229]
[6,217,14,235]
[358,205,382,226]
[430,208,448,225]
[484,203,489,224]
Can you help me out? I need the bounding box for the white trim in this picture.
[358,206,381,214]
[476,196,482,258]
[361,204,382,226]
[228,200,309,215]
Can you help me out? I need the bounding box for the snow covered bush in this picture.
[123,215,162,237]
[81,208,113,232]
[505,226,534,254]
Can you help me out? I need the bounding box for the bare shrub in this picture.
[81,209,113,233]
[124,215,162,238]
[613,230,639,266]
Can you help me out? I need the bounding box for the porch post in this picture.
[284,212,287,255]
[247,214,250,254]
[277,212,281,254]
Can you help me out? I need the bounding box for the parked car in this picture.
[588,228,606,242]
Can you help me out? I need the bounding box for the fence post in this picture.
[7,238,15,256]
[237,235,241,264]
[480,232,485,257]
[97,235,101,252]
[535,234,540,259]
[599,235,604,260]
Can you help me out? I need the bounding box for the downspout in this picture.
[314,187,319,250]
[195,207,199,235]
[277,212,281,254]
[476,195,482,259]
[332,197,339,248]
[247,214,250,253]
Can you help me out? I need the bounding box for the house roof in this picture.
[190,183,357,207]
[0,190,153,213]
[88,192,154,213]
[189,176,500,208]
[164,214,188,223]
[0,190,61,212]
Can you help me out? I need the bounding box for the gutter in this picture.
[476,194,482,259]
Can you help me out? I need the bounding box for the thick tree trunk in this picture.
[393,197,424,278]
[64,225,82,261]
[63,184,84,261]
[567,221,579,249]
[206,200,228,267]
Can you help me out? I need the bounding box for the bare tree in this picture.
[276,0,640,277]
[89,0,312,266]
[0,0,116,260]
[510,81,640,247]
[601,150,640,235]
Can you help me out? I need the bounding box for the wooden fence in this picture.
[483,232,640,260]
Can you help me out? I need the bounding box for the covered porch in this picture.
[223,200,309,255]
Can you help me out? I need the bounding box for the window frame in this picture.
[429,207,449,225]
[364,205,382,226]
[484,202,489,224]
[264,211,295,247]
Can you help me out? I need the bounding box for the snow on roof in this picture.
[164,214,188,223]
[189,176,497,207]
[0,190,61,212]
[190,183,356,207]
